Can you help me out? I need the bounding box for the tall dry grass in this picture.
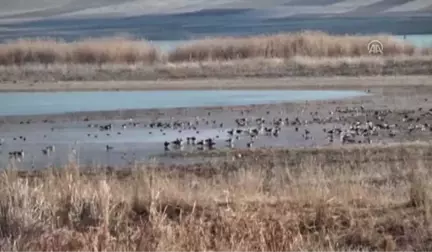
[0,31,431,67]
[168,31,427,61]
[1,55,431,83]
[0,31,431,81]
[2,143,432,251]
[0,37,160,66]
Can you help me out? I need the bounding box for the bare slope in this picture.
[0,0,431,20]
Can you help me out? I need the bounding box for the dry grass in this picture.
[0,37,160,66]
[0,31,431,81]
[1,55,432,82]
[168,31,430,61]
[0,31,430,67]
[2,143,432,251]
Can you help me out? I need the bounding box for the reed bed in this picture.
[168,31,427,61]
[1,55,431,82]
[0,31,431,67]
[1,143,432,251]
[0,31,431,81]
[0,37,160,66]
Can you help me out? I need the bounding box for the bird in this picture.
[42,145,55,155]
[46,145,55,152]
[163,141,170,151]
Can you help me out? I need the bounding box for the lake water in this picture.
[1,12,432,46]
[153,34,432,52]
[396,34,432,48]
[0,90,366,116]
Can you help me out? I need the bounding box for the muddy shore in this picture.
[0,75,430,93]
[1,76,432,169]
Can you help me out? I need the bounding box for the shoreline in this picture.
[0,75,430,93]
[1,57,431,83]
[0,75,428,124]
[0,89,371,122]
[0,95,369,124]
[1,75,432,169]
[1,85,432,169]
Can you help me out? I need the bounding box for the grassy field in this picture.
[2,143,432,251]
[0,31,431,81]
[2,56,432,82]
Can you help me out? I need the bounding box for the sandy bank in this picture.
[0,75,430,92]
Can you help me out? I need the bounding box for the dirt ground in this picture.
[0,75,430,92]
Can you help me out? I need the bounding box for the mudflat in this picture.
[0,75,431,92]
[1,75,432,169]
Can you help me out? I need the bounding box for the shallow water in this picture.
[0,111,343,169]
[0,90,366,116]
[395,34,432,48]
[155,34,432,52]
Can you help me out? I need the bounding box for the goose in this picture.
[17,150,24,158]
[205,138,216,149]
[226,138,234,148]
[42,145,55,155]
[164,141,170,151]
[9,150,24,159]
[172,138,184,147]
[46,145,55,153]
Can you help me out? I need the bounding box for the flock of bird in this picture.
[2,103,432,163]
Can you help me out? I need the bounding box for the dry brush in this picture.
[1,143,432,251]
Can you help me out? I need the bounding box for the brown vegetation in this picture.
[0,31,430,67]
[0,37,160,66]
[1,55,432,83]
[168,31,424,61]
[2,143,432,251]
[0,31,431,81]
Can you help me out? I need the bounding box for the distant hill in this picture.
[1,0,431,20]
[0,0,431,41]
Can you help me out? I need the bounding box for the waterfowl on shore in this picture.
[8,101,432,168]
[42,145,56,155]
[172,138,184,148]
[164,141,170,151]
[205,138,216,149]
[99,124,112,131]
[9,150,24,159]
[227,129,234,136]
